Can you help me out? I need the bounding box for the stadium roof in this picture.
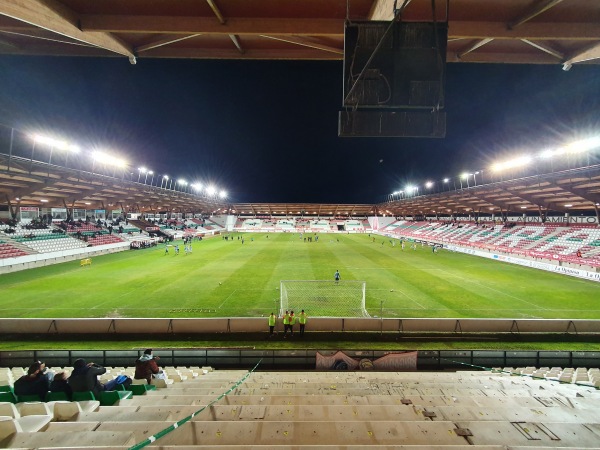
[2,151,599,218]
[1,0,599,67]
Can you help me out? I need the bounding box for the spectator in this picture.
[69,358,130,398]
[14,361,53,401]
[49,371,72,400]
[134,349,161,384]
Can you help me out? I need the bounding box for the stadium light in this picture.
[160,175,169,189]
[137,167,147,182]
[425,181,433,188]
[565,204,573,207]
[92,150,127,168]
[491,155,532,172]
[443,178,449,183]
[34,135,79,152]
[40,199,48,202]
[206,186,216,196]
[191,183,202,191]
[564,136,600,154]
[219,190,227,199]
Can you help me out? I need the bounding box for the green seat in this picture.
[45,391,70,402]
[0,385,13,393]
[99,390,132,406]
[0,391,17,403]
[129,384,156,396]
[72,391,97,402]
[16,394,44,403]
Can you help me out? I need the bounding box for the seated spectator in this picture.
[69,358,130,398]
[14,361,53,401]
[49,371,72,400]
[134,349,161,384]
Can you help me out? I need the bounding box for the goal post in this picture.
[280,280,369,318]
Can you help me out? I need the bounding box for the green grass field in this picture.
[1,232,599,320]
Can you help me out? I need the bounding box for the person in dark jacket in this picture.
[49,371,72,400]
[134,349,161,384]
[14,361,52,401]
[68,358,122,398]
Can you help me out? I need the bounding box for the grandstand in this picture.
[2,0,600,447]
[2,357,600,448]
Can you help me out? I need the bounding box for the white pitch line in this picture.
[218,290,237,309]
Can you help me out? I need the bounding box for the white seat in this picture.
[0,403,19,419]
[17,401,52,417]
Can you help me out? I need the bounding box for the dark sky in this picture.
[0,55,599,204]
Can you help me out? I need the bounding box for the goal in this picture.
[280,280,369,318]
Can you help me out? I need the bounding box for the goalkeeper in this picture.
[334,270,341,284]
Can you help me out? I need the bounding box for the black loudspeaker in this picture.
[338,110,446,138]
[343,21,448,109]
[340,21,447,137]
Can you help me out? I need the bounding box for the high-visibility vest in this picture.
[298,313,307,324]
[268,315,276,326]
[283,314,290,325]
[289,315,296,325]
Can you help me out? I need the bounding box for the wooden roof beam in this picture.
[563,41,600,66]
[0,0,136,62]
[80,15,342,36]
[260,35,343,55]
[456,37,493,59]
[520,38,563,60]
[135,34,202,53]
[508,0,566,30]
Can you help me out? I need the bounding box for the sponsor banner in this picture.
[145,227,159,231]
[447,244,600,283]
[20,207,38,211]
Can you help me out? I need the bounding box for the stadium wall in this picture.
[1,317,599,335]
[0,242,129,274]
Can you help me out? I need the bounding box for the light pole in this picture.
[161,175,169,189]
[144,170,153,184]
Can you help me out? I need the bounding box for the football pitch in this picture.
[0,233,598,320]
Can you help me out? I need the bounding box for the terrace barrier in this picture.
[1,317,599,335]
[0,348,599,371]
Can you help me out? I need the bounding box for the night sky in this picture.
[1,55,599,204]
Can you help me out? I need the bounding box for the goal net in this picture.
[280,280,369,318]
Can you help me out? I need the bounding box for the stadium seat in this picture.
[71,391,96,402]
[98,390,132,406]
[45,391,69,402]
[129,384,156,396]
[0,391,17,404]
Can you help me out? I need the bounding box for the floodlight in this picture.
[539,148,555,158]
[443,178,449,183]
[520,206,527,209]
[206,186,216,196]
[177,178,186,184]
[191,183,202,191]
[92,151,127,167]
[138,167,147,173]
[564,204,573,207]
[219,190,227,199]
[85,202,91,205]
[425,181,433,188]
[163,175,169,179]
[564,137,600,154]
[40,199,48,202]
[491,155,532,172]
[34,134,79,152]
